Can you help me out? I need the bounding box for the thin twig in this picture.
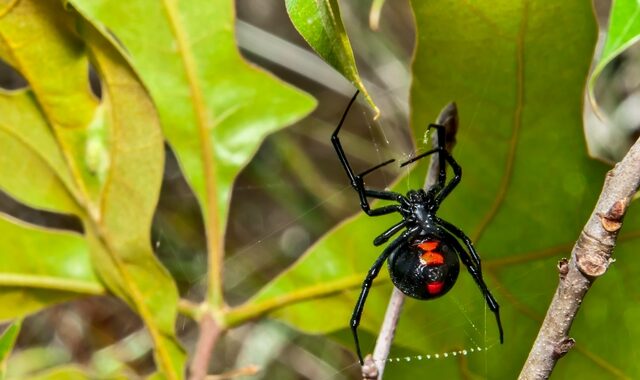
[362,288,404,379]
[519,136,640,379]
[205,365,260,379]
[190,312,223,380]
[361,103,459,379]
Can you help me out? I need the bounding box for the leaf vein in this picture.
[160,0,223,307]
[471,0,529,243]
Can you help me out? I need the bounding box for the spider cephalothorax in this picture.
[331,92,503,364]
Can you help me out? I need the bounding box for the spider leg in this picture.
[331,91,406,216]
[360,158,396,177]
[361,189,407,217]
[436,217,481,269]
[438,227,504,344]
[434,149,461,204]
[399,124,448,193]
[365,189,405,203]
[399,124,462,205]
[430,123,447,187]
[399,147,443,168]
[373,220,407,246]
[351,225,420,364]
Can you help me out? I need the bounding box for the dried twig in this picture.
[361,103,459,379]
[519,137,640,379]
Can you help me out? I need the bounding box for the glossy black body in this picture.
[331,92,503,364]
[388,235,460,300]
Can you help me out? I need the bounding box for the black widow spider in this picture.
[331,92,504,364]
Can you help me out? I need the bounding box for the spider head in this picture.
[405,189,436,221]
[406,189,426,203]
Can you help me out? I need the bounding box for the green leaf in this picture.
[23,366,91,380]
[0,0,101,205]
[17,364,128,380]
[0,90,79,214]
[285,0,378,115]
[19,365,127,380]
[6,344,131,380]
[0,320,21,379]
[0,215,102,321]
[589,0,640,111]
[0,1,185,377]
[4,345,70,380]
[80,23,186,377]
[224,193,410,331]
[235,1,640,378]
[69,0,316,308]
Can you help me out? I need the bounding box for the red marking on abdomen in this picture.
[418,241,439,252]
[418,241,444,265]
[427,281,444,295]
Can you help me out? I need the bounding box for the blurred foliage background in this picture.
[1,0,640,379]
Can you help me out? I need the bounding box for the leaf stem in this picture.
[519,136,640,378]
[0,274,104,295]
[223,274,385,327]
[178,298,203,321]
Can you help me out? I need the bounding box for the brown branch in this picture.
[190,312,224,380]
[361,102,459,379]
[519,136,640,379]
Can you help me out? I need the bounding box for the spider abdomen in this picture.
[387,237,460,300]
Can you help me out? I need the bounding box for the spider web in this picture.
[140,48,522,378]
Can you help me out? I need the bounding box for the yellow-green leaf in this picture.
[0,214,102,322]
[0,1,185,377]
[69,0,317,308]
[24,366,90,380]
[0,320,21,379]
[0,90,79,214]
[0,0,100,205]
[78,23,186,379]
[285,0,378,115]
